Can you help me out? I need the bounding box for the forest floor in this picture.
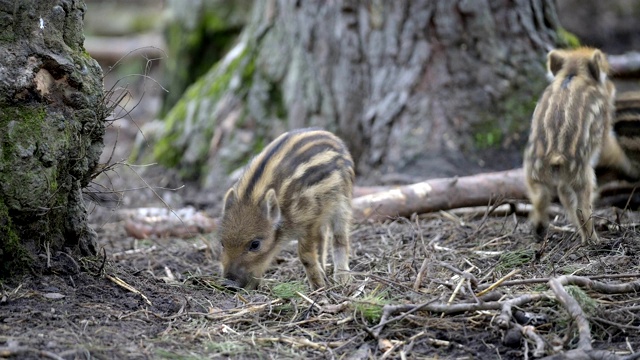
[3,175,640,359]
[3,51,640,360]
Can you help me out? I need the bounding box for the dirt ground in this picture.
[4,9,640,358]
[3,171,640,360]
[2,88,640,360]
[0,82,640,359]
[3,91,640,360]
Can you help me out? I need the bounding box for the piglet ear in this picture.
[547,49,565,78]
[262,189,281,229]
[222,188,237,215]
[587,49,607,84]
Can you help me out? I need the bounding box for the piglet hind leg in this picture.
[576,179,600,245]
[527,182,551,241]
[298,225,328,290]
[557,182,598,245]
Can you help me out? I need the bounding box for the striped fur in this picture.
[219,128,354,290]
[598,90,640,178]
[523,47,614,244]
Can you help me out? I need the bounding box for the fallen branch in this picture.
[0,346,64,360]
[370,275,640,358]
[535,275,640,359]
[352,169,527,222]
[370,293,549,337]
[541,349,640,360]
[494,293,552,330]
[609,51,640,78]
[84,33,166,63]
[354,185,394,198]
[546,276,640,358]
[352,168,640,222]
[552,275,640,295]
[120,206,217,239]
[476,273,640,291]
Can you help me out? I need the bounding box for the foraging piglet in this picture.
[219,128,354,290]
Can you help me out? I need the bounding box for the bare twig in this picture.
[555,275,640,295]
[0,346,65,360]
[255,336,341,350]
[521,324,546,358]
[476,268,521,297]
[494,293,552,329]
[371,293,548,337]
[105,274,152,306]
[476,273,640,291]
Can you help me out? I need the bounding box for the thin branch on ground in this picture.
[476,273,640,291]
[0,346,65,360]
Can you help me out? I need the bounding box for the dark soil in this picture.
[3,196,640,359]
[4,81,640,360]
[4,3,640,358]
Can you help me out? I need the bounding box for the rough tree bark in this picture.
[150,0,562,190]
[0,0,105,276]
[160,0,252,116]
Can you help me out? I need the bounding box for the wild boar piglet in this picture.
[219,128,354,290]
[524,47,616,244]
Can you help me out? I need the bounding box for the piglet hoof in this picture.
[222,279,241,292]
[534,223,547,242]
[586,233,600,246]
[333,271,351,286]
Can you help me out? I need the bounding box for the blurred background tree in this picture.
[160,0,252,116]
[4,0,638,276]
[84,0,640,205]
[142,0,563,192]
[557,0,640,54]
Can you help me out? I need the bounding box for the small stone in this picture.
[503,327,522,348]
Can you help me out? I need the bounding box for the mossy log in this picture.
[0,0,105,277]
[149,1,562,192]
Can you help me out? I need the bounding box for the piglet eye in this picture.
[249,239,261,251]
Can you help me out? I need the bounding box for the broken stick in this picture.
[352,169,527,222]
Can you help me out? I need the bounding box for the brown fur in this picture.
[523,47,614,244]
[219,128,354,290]
[598,90,640,179]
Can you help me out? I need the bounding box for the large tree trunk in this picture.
[0,0,105,277]
[150,0,561,190]
[160,0,251,116]
[556,0,640,55]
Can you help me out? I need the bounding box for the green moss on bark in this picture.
[557,27,581,48]
[0,107,46,159]
[0,106,66,210]
[472,65,547,151]
[161,1,248,115]
[0,201,30,277]
[153,44,257,179]
[473,93,539,150]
